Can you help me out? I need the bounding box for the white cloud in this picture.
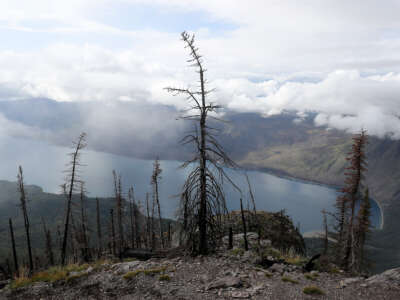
[0,1,400,140]
[214,70,400,138]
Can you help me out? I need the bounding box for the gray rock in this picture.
[340,277,363,288]
[206,276,242,290]
[367,267,400,285]
[231,291,250,298]
[269,263,285,274]
[260,239,272,247]
[0,280,9,290]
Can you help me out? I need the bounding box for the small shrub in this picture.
[281,276,299,284]
[10,276,32,289]
[284,256,306,266]
[32,268,68,283]
[263,248,281,259]
[303,286,325,295]
[91,259,111,271]
[231,248,245,256]
[159,274,171,281]
[264,272,273,278]
[304,273,318,281]
[123,270,143,280]
[329,266,341,274]
[68,263,90,272]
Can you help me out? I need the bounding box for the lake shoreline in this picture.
[238,163,384,230]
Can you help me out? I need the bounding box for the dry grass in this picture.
[281,276,299,284]
[123,266,168,280]
[303,285,325,295]
[304,273,319,281]
[10,263,90,289]
[159,274,171,281]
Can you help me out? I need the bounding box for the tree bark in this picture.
[9,218,19,277]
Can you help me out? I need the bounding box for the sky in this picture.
[1,0,400,152]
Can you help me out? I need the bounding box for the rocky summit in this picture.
[1,249,400,300]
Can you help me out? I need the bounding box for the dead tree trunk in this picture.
[96,197,102,257]
[146,193,151,248]
[17,166,33,274]
[240,198,249,251]
[165,32,241,255]
[151,191,156,250]
[113,170,123,259]
[80,183,89,262]
[9,218,19,277]
[228,227,233,250]
[42,217,54,266]
[134,197,141,248]
[128,187,135,248]
[322,209,328,255]
[61,132,86,266]
[110,209,116,256]
[151,158,164,248]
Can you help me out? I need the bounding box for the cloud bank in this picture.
[0,1,400,142]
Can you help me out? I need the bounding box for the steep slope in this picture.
[220,113,400,272]
[0,181,135,260]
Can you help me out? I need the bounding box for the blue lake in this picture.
[0,136,382,233]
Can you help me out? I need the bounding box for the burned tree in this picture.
[151,158,164,248]
[335,129,368,271]
[42,217,54,266]
[96,197,102,258]
[321,209,329,255]
[128,187,136,248]
[8,218,19,277]
[166,31,239,255]
[61,132,87,265]
[79,182,89,262]
[240,197,249,251]
[112,170,124,259]
[355,187,372,271]
[17,166,33,274]
[110,209,116,255]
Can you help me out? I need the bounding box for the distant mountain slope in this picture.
[0,180,128,260]
[220,113,400,272]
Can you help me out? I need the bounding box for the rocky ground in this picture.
[1,250,400,300]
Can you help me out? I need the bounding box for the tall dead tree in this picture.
[96,197,102,257]
[336,129,368,271]
[166,31,240,255]
[110,209,116,255]
[42,217,54,266]
[240,198,249,251]
[145,192,151,248]
[8,218,19,277]
[128,187,136,248]
[321,209,328,255]
[355,187,372,271]
[79,182,89,262]
[61,132,87,265]
[151,158,164,248]
[112,170,124,259]
[17,166,33,274]
[134,195,141,248]
[150,190,156,249]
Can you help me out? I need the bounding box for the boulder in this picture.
[206,276,243,290]
[269,263,285,274]
[366,267,400,285]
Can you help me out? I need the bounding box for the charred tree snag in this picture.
[165,31,240,255]
[17,166,33,274]
[61,132,87,266]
